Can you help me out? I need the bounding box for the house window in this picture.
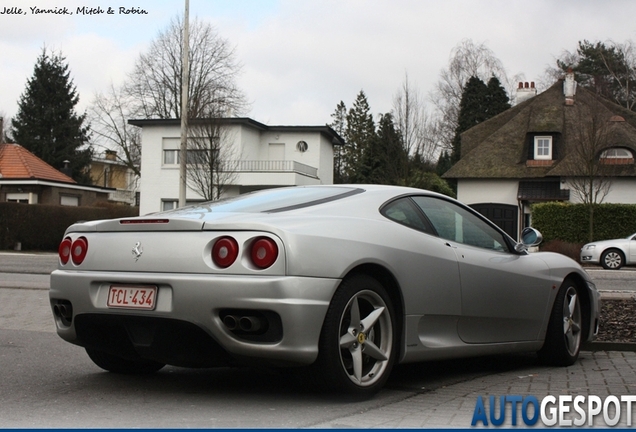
[162,138,180,166]
[6,193,32,204]
[163,149,179,165]
[600,147,634,165]
[162,200,178,211]
[601,148,632,158]
[60,195,79,206]
[162,199,205,211]
[163,148,216,165]
[534,137,552,160]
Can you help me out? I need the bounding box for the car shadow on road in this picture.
[387,352,542,393]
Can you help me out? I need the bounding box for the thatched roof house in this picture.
[443,72,636,239]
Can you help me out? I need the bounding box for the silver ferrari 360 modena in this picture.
[50,185,599,397]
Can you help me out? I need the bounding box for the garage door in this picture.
[470,203,518,240]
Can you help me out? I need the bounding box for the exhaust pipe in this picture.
[239,316,263,332]
[223,315,239,331]
[53,301,73,325]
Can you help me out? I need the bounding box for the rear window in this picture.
[163,187,363,215]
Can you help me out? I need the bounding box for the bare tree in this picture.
[564,104,620,240]
[538,50,580,91]
[87,14,247,188]
[429,39,513,152]
[125,14,247,119]
[0,112,8,143]
[88,83,141,179]
[186,114,241,201]
[392,73,436,164]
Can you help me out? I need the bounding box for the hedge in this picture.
[531,202,636,244]
[0,202,139,251]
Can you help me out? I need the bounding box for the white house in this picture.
[129,118,344,215]
[443,73,636,240]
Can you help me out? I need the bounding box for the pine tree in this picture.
[485,76,511,118]
[361,113,406,185]
[11,49,92,183]
[329,101,347,184]
[450,76,489,164]
[343,91,375,183]
[449,76,510,165]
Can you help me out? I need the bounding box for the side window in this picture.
[411,196,509,252]
[381,198,431,233]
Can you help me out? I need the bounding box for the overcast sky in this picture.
[2,0,636,129]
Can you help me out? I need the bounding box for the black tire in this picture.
[537,278,583,366]
[86,348,165,374]
[311,274,397,398]
[601,249,624,270]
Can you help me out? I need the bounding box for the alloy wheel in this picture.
[338,289,393,387]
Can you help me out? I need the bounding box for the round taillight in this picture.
[58,237,72,265]
[251,237,278,269]
[212,236,239,268]
[71,237,89,265]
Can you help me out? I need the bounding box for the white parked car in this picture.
[581,233,636,269]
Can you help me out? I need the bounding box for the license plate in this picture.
[107,285,157,310]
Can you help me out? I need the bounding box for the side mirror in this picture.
[515,227,543,252]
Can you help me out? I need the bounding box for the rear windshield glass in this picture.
[162,186,363,215]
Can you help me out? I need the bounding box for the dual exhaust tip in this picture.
[53,300,73,326]
[222,314,264,333]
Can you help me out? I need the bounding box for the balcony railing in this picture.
[232,160,318,178]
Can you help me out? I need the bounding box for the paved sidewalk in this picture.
[312,351,636,428]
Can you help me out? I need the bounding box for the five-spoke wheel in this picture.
[538,278,583,366]
[312,274,397,397]
[561,286,582,357]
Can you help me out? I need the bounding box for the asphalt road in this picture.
[1,324,550,428]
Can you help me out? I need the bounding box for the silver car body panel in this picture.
[50,185,599,367]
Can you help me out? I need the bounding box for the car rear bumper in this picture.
[50,270,340,366]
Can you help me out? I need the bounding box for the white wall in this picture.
[457,179,520,206]
[563,178,636,204]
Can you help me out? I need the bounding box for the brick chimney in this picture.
[104,150,117,161]
[516,82,537,104]
[564,68,576,105]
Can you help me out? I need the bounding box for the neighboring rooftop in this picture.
[0,143,75,183]
[443,79,636,180]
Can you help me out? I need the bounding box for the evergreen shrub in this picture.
[0,203,138,251]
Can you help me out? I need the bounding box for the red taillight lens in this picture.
[212,236,239,268]
[71,237,88,265]
[58,237,72,265]
[250,237,278,269]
